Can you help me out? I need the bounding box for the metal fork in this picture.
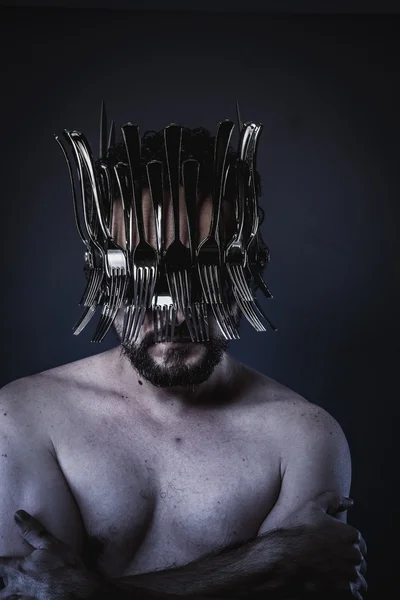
[121,124,158,343]
[92,248,129,342]
[181,158,211,342]
[225,123,272,331]
[56,134,104,311]
[72,246,104,335]
[58,131,109,335]
[243,128,277,332]
[163,126,194,322]
[66,130,129,342]
[186,301,209,342]
[153,292,176,343]
[197,121,239,340]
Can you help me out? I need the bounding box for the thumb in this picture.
[314,490,354,514]
[14,510,59,549]
[336,497,354,512]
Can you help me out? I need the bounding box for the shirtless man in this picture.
[0,120,367,599]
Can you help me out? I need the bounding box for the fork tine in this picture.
[213,265,240,338]
[249,265,274,300]
[129,264,155,342]
[164,305,170,343]
[73,304,97,336]
[232,284,265,331]
[73,291,101,335]
[252,297,278,332]
[190,307,199,342]
[92,275,115,342]
[232,289,261,331]
[122,305,132,343]
[198,265,228,338]
[92,277,113,342]
[183,308,198,342]
[230,281,259,330]
[86,267,103,307]
[169,305,176,342]
[230,266,265,330]
[233,264,252,301]
[92,300,110,342]
[201,303,210,341]
[148,267,157,306]
[160,306,166,343]
[97,272,119,341]
[226,263,242,300]
[154,306,160,343]
[84,268,98,306]
[188,304,204,342]
[208,265,237,339]
[94,266,126,342]
[234,264,276,330]
[205,267,232,339]
[128,267,144,341]
[98,283,121,341]
[79,268,95,306]
[233,265,274,330]
[195,303,207,342]
[176,271,196,340]
[122,278,134,342]
[99,270,127,341]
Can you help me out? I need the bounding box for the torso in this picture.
[22,349,307,579]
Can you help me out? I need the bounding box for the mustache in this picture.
[141,323,196,349]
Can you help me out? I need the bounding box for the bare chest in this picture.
[54,405,281,578]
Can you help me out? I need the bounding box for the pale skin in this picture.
[0,185,367,597]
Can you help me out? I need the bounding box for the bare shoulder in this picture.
[0,360,93,556]
[237,362,348,444]
[0,349,115,434]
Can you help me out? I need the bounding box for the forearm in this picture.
[105,528,302,598]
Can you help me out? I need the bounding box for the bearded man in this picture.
[0,108,367,600]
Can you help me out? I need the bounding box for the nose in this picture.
[174,308,188,329]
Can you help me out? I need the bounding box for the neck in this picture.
[111,347,238,414]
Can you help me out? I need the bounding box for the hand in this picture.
[0,510,104,600]
[278,491,368,599]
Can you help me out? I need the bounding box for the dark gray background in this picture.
[0,5,398,599]
[1,0,400,12]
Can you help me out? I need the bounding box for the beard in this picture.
[117,319,230,389]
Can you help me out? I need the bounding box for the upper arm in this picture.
[258,401,352,536]
[0,379,86,558]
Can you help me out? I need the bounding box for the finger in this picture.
[14,510,58,550]
[337,497,354,512]
[350,582,363,600]
[357,572,368,594]
[0,557,18,577]
[315,490,347,513]
[359,554,367,576]
[359,535,367,557]
[0,585,18,600]
[351,529,361,544]
[316,490,355,515]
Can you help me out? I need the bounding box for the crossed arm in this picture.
[115,405,352,598]
[0,389,352,599]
